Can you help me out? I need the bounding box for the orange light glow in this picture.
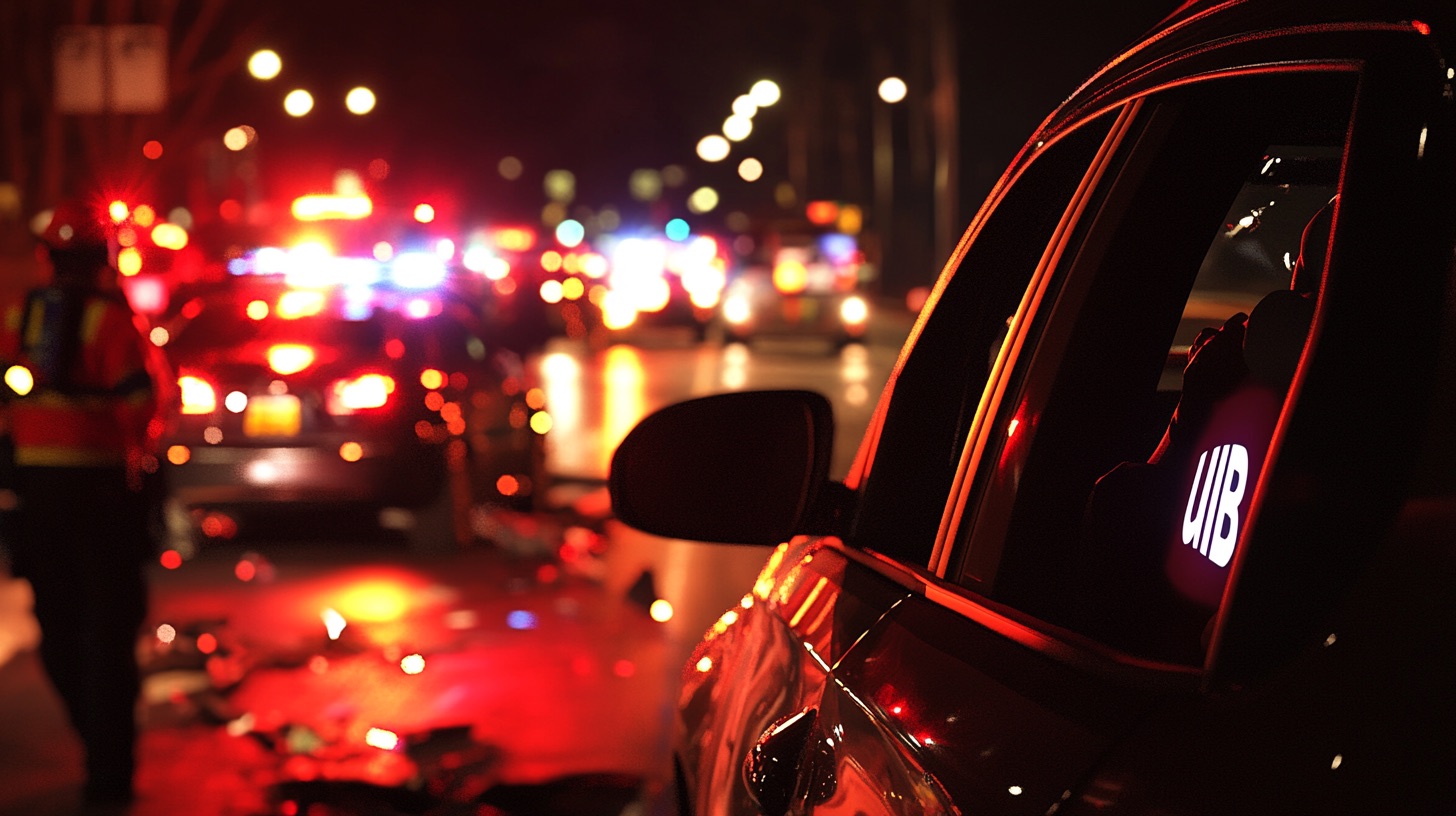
[292,194,372,221]
[335,579,410,623]
[805,200,839,226]
[773,259,809,294]
[493,227,536,252]
[420,369,445,390]
[267,344,315,375]
[339,441,363,462]
[178,375,216,414]
[246,299,269,320]
[649,599,674,622]
[333,374,394,411]
[276,290,325,319]
[496,474,520,497]
[1412,19,1430,35]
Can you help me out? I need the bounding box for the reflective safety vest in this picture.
[0,287,156,468]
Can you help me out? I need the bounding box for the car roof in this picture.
[1025,0,1454,152]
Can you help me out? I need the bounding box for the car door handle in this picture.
[744,707,837,815]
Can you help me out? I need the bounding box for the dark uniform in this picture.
[0,200,160,806]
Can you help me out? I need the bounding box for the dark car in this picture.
[158,264,550,552]
[608,2,1456,813]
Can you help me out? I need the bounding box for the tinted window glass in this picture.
[850,112,1117,565]
[955,72,1357,665]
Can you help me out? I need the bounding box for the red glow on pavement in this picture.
[160,549,183,569]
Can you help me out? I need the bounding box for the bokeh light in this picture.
[696,135,730,162]
[345,86,376,114]
[723,114,753,141]
[878,76,908,103]
[283,89,314,117]
[749,79,781,106]
[544,169,576,203]
[499,156,524,180]
[687,186,720,214]
[142,140,163,160]
[248,49,282,80]
[555,218,585,248]
[628,168,662,202]
[738,157,763,182]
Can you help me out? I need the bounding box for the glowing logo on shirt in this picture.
[1182,443,1248,568]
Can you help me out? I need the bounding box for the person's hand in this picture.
[1181,312,1249,411]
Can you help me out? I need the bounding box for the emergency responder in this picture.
[0,198,160,808]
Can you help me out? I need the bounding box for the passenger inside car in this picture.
[1078,196,1335,661]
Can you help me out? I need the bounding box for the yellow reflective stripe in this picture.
[3,303,21,333]
[22,300,44,349]
[16,390,142,408]
[81,299,108,345]
[14,446,126,467]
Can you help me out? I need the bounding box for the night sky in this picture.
[195,0,1177,285]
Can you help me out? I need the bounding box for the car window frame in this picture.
[931,63,1369,669]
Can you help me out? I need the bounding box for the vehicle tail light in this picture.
[329,373,395,414]
[267,343,315,375]
[773,259,808,294]
[178,375,217,414]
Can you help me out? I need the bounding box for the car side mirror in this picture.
[608,389,846,545]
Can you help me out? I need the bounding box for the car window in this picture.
[951,70,1358,666]
[848,111,1119,565]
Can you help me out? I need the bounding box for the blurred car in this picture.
[718,232,870,348]
[597,233,728,342]
[608,1,1456,813]
[158,249,551,551]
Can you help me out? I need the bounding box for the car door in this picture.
[791,33,1435,816]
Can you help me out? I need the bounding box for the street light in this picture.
[248,49,281,80]
[345,86,376,115]
[875,76,906,287]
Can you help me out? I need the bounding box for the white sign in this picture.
[1182,443,1248,568]
[53,24,167,114]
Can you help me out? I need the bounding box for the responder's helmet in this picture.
[36,199,110,251]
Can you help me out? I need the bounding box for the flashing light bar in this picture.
[292,194,373,221]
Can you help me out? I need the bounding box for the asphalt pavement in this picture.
[0,488,695,816]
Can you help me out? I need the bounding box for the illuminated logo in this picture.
[1181,443,1248,567]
